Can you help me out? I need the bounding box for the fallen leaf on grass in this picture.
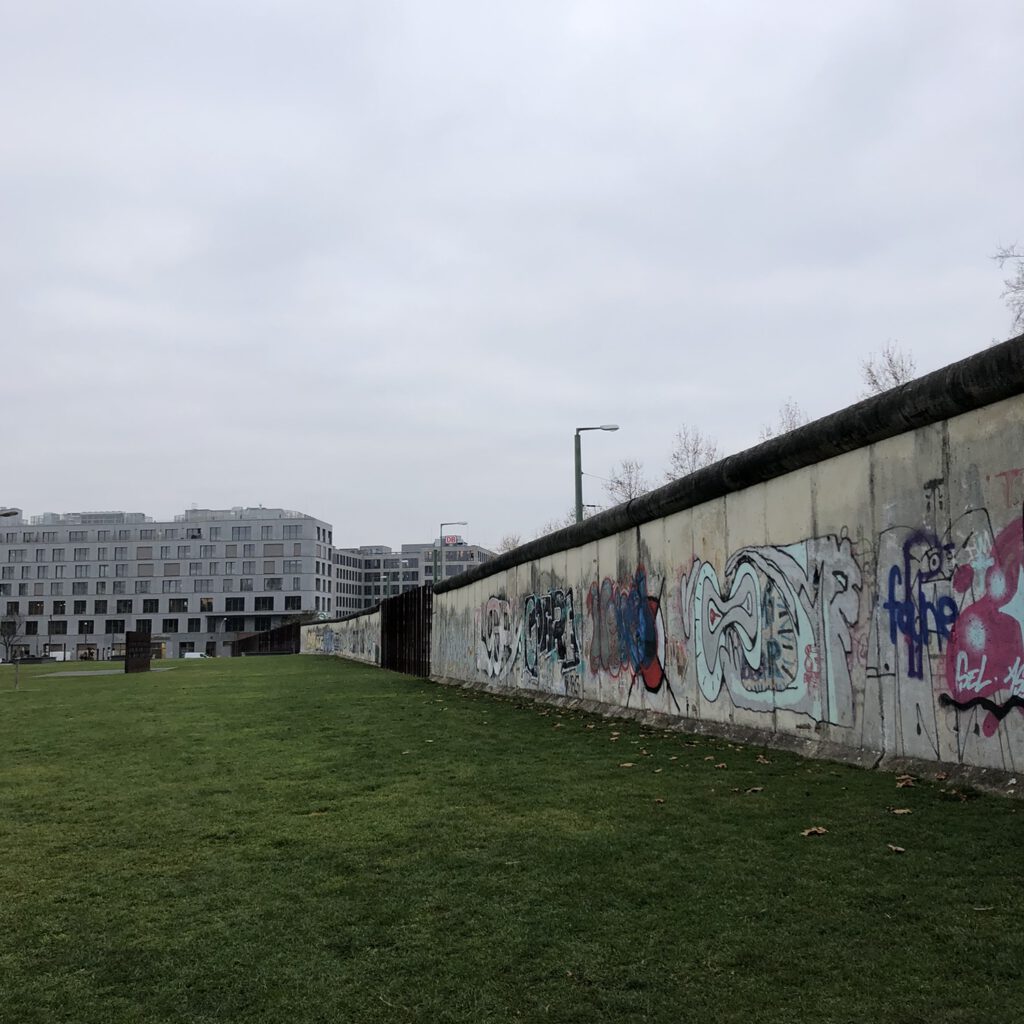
[654,798,665,805]
[896,774,915,788]
[619,762,635,768]
[889,807,913,815]
[714,763,728,769]
[609,736,620,742]
[704,755,715,762]
[653,768,663,774]
[746,787,764,794]
[756,754,771,765]
[801,826,828,836]
[669,756,679,761]
[972,906,994,911]
[887,844,906,854]
[934,771,948,781]
[401,750,411,754]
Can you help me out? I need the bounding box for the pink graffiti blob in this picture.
[945,519,1024,737]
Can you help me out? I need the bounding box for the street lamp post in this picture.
[0,508,20,519]
[574,425,619,524]
[435,520,468,588]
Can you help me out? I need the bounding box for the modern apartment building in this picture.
[0,507,333,660]
[334,536,496,615]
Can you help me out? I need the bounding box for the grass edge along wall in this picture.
[305,337,1024,775]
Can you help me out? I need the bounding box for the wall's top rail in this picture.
[436,333,1024,594]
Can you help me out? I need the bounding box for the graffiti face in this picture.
[524,588,579,680]
[683,535,861,724]
[586,567,671,706]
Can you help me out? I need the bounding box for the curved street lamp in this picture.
[574,426,619,524]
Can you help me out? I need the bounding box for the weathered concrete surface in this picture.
[301,612,380,665]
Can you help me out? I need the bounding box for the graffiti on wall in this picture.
[682,533,862,724]
[586,567,674,708]
[524,588,580,680]
[303,618,379,663]
[476,596,521,679]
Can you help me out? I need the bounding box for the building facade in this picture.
[0,507,334,660]
[334,536,496,616]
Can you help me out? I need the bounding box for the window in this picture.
[97,565,108,577]
[178,546,191,559]
[225,597,244,612]
[242,561,255,574]
[293,543,302,556]
[193,579,213,592]
[75,565,90,578]
[118,530,131,541]
[187,618,201,632]
[291,576,301,591]
[142,598,159,614]
[264,577,283,591]
[50,620,67,635]
[18,584,28,596]
[255,596,274,611]
[138,563,153,577]
[73,548,89,560]
[49,580,63,595]
[140,529,155,540]
[0,585,10,597]
[231,526,251,540]
[186,527,202,540]
[5,601,18,615]
[222,579,233,592]
[254,616,271,632]
[112,581,126,594]
[160,546,171,559]
[210,528,220,540]
[189,562,202,576]
[224,616,246,631]
[25,621,38,635]
[54,565,65,578]
[115,564,127,577]
[163,529,177,540]
[95,582,106,594]
[116,599,132,614]
[42,532,56,542]
[97,547,108,561]
[74,600,87,614]
[69,531,87,541]
[162,580,181,593]
[163,619,179,633]
[169,599,188,613]
[52,549,64,561]
[240,578,253,591]
[137,546,153,559]
[283,560,302,574]
[53,601,66,615]
[36,566,48,579]
[225,545,237,558]
[135,580,151,594]
[114,547,128,560]
[104,619,125,634]
[94,600,108,614]
[28,601,44,615]
[208,563,219,575]
[243,544,256,557]
[79,619,94,634]
[199,598,213,612]
[97,530,110,542]
[34,548,45,562]
[8,550,25,563]
[200,545,215,558]
[0,567,11,580]
[164,563,180,576]
[261,525,273,539]
[136,619,152,634]
[224,561,235,574]
[283,525,301,539]
[284,596,301,611]
[263,560,276,574]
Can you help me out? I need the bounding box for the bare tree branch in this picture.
[758,398,810,441]
[994,244,1024,332]
[860,339,917,397]
[604,458,651,505]
[665,425,720,482]
[496,533,522,554]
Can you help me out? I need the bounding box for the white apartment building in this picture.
[0,507,333,660]
[334,536,496,616]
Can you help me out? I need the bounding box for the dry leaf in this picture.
[704,755,715,762]
[756,754,771,765]
[801,826,828,836]
[654,798,665,805]
[653,768,663,774]
[890,807,913,815]
[934,771,948,781]
[669,756,679,761]
[714,763,728,769]
[887,844,905,854]
[896,774,915,788]
[746,786,764,794]
[609,736,620,742]
[619,762,635,768]
[610,731,620,737]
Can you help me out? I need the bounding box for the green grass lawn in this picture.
[1,655,1022,1024]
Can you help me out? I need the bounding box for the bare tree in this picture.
[993,244,1024,332]
[665,425,720,482]
[758,399,810,441]
[496,533,522,553]
[0,611,26,690]
[605,458,651,505]
[534,508,591,538]
[861,340,917,396]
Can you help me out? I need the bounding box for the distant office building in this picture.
[0,507,333,660]
[334,535,495,615]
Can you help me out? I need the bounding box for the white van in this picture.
[183,652,211,660]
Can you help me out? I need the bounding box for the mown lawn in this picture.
[0,655,1021,1024]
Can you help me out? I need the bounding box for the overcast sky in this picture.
[3,1,1021,549]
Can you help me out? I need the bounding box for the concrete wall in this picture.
[430,340,1024,775]
[301,612,380,665]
